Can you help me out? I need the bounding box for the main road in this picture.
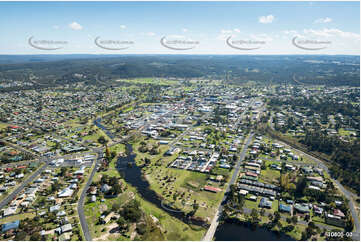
[77,148,103,241]
[275,138,360,240]
[0,163,48,210]
[269,114,360,240]
[203,133,254,241]
[202,98,259,241]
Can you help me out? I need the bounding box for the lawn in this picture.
[260,166,280,184]
[145,165,224,218]
[0,212,35,224]
[84,191,133,239]
[0,122,9,129]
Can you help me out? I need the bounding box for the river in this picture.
[116,143,208,227]
[94,118,115,139]
[214,221,295,241]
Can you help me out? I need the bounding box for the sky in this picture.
[0,1,359,55]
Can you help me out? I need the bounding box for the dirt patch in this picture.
[93,222,119,241]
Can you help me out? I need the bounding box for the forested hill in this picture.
[0,55,359,87]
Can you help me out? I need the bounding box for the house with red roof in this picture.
[204,186,222,193]
[333,209,345,218]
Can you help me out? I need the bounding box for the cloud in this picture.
[217,29,236,40]
[303,28,359,39]
[314,17,332,24]
[120,25,126,29]
[168,35,186,38]
[141,32,156,36]
[221,30,233,34]
[182,28,188,32]
[282,30,298,35]
[69,22,83,30]
[234,28,241,33]
[250,33,273,42]
[259,15,274,24]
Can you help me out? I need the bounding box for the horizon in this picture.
[0,1,359,55]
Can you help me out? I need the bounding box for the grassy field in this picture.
[145,166,224,218]
[0,212,36,224]
[85,141,206,240]
[84,191,133,239]
[130,135,227,220]
[0,122,9,129]
[259,162,280,184]
[87,170,206,240]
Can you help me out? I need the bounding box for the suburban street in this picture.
[203,99,258,241]
[0,139,39,158]
[203,133,254,241]
[268,119,360,240]
[275,140,360,240]
[77,149,103,241]
[0,163,48,210]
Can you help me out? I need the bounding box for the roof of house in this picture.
[333,209,345,217]
[49,204,61,213]
[58,187,74,198]
[294,204,310,213]
[279,204,292,212]
[260,197,272,207]
[1,220,20,232]
[204,185,221,193]
[61,223,72,233]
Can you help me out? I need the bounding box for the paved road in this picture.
[0,160,40,169]
[268,115,360,240]
[278,140,360,240]
[203,98,260,241]
[0,163,48,210]
[203,133,254,241]
[78,150,103,241]
[0,139,39,157]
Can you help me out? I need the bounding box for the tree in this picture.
[296,177,307,197]
[250,208,259,224]
[117,217,128,232]
[112,183,122,195]
[280,173,289,191]
[60,167,67,177]
[144,157,151,165]
[29,232,42,241]
[286,217,291,224]
[136,223,147,235]
[273,211,281,223]
[173,193,178,202]
[109,176,119,186]
[98,136,108,145]
[287,183,297,195]
[301,231,308,241]
[14,231,27,241]
[261,160,266,170]
[105,146,111,159]
[192,200,199,212]
[121,201,142,222]
[260,208,265,216]
[345,217,354,232]
[112,203,121,212]
[111,151,117,159]
[51,181,60,193]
